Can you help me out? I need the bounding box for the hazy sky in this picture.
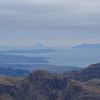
[0,0,100,47]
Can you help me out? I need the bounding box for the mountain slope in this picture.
[0,69,100,100]
[64,63,100,81]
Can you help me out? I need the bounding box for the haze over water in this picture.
[7,47,100,67]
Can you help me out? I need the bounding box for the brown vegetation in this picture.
[0,63,100,100]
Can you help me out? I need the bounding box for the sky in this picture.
[0,0,100,47]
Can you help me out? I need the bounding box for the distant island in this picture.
[0,54,49,64]
[33,43,46,49]
[0,49,55,54]
[0,43,55,54]
[74,43,100,48]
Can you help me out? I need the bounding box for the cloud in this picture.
[0,0,100,26]
[0,0,100,46]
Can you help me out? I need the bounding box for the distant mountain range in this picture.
[74,43,100,48]
[0,64,82,74]
[0,68,30,77]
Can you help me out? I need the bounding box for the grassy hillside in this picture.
[0,63,100,100]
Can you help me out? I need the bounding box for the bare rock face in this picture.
[0,69,100,100]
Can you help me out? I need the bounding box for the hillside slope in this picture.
[64,63,100,81]
[0,69,100,100]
